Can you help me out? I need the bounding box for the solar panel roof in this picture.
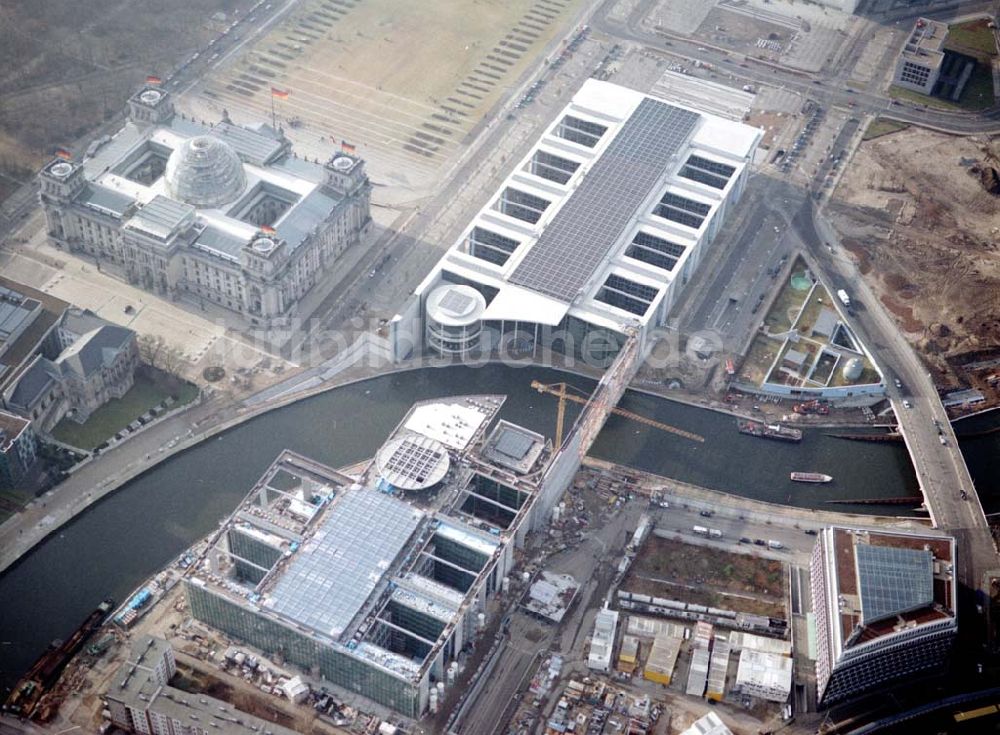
[265,490,422,639]
[855,543,934,624]
[509,98,700,302]
[385,438,447,485]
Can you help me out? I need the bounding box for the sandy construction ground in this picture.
[829,125,1000,392]
[183,0,586,195]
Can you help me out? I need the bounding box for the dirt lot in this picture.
[624,536,786,618]
[829,126,1000,404]
[0,0,252,200]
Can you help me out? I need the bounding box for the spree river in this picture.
[1,364,995,691]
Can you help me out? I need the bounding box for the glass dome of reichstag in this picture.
[164,135,246,209]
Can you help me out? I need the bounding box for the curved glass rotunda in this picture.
[164,135,246,208]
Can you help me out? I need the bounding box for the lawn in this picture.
[763,264,813,333]
[947,19,997,58]
[862,117,910,141]
[888,63,995,111]
[51,368,198,450]
[795,288,833,336]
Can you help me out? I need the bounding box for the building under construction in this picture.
[184,396,558,718]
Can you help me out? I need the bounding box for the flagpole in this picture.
[271,93,277,131]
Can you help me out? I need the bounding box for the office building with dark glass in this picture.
[810,526,957,707]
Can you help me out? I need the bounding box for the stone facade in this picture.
[39,86,372,328]
[0,410,37,487]
[3,323,138,434]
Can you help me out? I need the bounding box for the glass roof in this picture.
[264,490,422,639]
[856,543,934,624]
[164,135,247,209]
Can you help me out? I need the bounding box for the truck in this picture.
[693,526,709,536]
[836,289,851,307]
[767,539,784,550]
[709,529,723,539]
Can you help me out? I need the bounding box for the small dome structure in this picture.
[842,357,864,381]
[376,435,450,491]
[164,135,246,208]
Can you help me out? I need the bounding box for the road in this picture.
[677,179,799,350]
[593,0,1000,135]
[455,614,546,735]
[651,502,822,564]
[603,0,1000,600]
[797,205,995,596]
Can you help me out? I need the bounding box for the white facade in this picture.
[424,284,488,357]
[587,607,620,671]
[734,649,792,702]
[396,79,761,363]
[893,18,947,95]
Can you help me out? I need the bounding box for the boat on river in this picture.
[737,419,802,442]
[790,471,833,483]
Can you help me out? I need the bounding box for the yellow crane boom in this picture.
[531,380,705,449]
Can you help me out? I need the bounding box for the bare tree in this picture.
[138,334,185,375]
[138,334,165,368]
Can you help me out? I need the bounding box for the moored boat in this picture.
[737,419,802,442]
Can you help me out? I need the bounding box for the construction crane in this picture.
[531,380,705,449]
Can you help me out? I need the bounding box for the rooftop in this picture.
[479,421,546,474]
[523,571,579,623]
[903,18,949,62]
[399,398,495,452]
[111,636,299,735]
[827,527,955,649]
[680,712,733,735]
[73,109,352,261]
[0,277,68,392]
[165,135,247,209]
[187,395,551,694]
[125,195,196,240]
[375,435,451,491]
[0,291,41,357]
[735,649,793,699]
[414,79,761,333]
[263,486,422,640]
[508,97,700,302]
[56,324,134,378]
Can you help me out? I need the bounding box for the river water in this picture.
[0,364,994,691]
